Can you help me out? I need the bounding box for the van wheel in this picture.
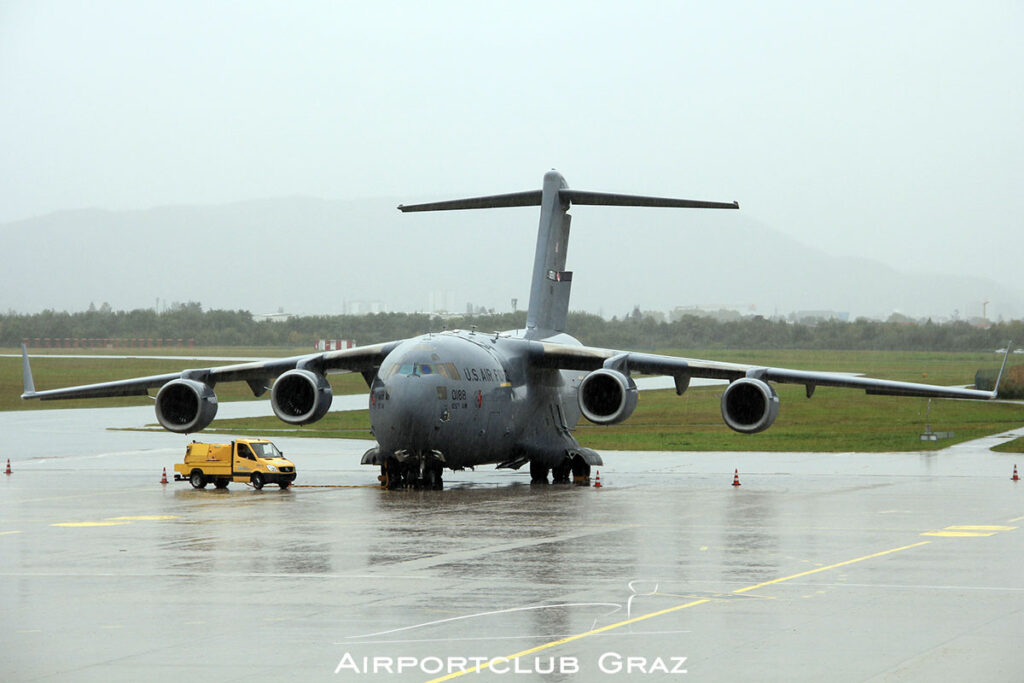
[189,471,207,489]
[278,481,290,489]
[251,473,264,490]
[214,480,229,489]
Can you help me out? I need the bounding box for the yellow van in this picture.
[173,438,296,490]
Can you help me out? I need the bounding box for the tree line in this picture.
[2,302,1022,353]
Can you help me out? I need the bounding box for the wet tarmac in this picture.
[2,407,1024,682]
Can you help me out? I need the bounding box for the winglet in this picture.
[20,343,37,398]
[991,341,1013,398]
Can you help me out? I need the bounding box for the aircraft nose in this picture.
[377,374,441,446]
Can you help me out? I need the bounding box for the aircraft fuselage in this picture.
[369,329,586,471]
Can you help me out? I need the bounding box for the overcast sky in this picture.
[2,1,1022,313]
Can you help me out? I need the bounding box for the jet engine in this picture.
[271,369,333,425]
[578,368,638,425]
[720,377,779,434]
[155,379,218,433]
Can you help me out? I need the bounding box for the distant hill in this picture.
[4,197,1022,319]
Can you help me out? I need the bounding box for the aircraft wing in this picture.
[526,341,1004,400]
[20,341,401,401]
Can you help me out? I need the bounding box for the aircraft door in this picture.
[486,411,509,440]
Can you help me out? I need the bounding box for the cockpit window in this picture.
[383,361,460,379]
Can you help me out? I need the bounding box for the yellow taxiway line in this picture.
[922,525,1016,538]
[425,540,933,682]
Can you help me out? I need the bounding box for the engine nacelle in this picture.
[578,368,638,425]
[271,369,333,425]
[155,379,218,433]
[721,377,780,434]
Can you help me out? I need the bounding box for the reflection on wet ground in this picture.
[2,419,1024,681]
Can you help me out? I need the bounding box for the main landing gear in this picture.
[531,457,590,485]
[380,454,444,491]
[530,460,551,484]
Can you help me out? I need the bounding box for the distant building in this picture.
[315,339,357,351]
[791,310,850,325]
[669,306,744,322]
[429,291,456,314]
[252,312,292,323]
[345,301,388,315]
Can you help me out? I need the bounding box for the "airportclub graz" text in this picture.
[333,651,687,675]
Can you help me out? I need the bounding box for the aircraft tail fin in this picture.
[397,171,738,338]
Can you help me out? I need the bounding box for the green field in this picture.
[992,437,1024,453]
[4,347,1021,452]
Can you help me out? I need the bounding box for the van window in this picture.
[250,441,283,460]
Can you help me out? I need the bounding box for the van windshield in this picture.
[249,442,283,460]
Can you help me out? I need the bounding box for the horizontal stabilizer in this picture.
[398,190,542,212]
[398,188,738,213]
[561,190,738,210]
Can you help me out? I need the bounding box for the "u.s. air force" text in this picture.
[462,367,506,383]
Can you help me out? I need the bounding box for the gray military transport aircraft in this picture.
[21,171,1010,489]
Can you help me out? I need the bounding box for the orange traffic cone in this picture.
[1013,465,1019,482]
[160,467,168,485]
[594,470,602,488]
[4,459,10,475]
[732,469,741,487]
